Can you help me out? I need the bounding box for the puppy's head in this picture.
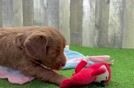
[17,28,66,70]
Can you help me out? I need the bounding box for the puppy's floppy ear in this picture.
[24,33,48,59]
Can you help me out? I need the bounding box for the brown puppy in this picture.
[0,26,67,85]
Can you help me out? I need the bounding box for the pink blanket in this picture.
[0,66,34,84]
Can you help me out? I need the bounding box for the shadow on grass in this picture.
[69,83,107,88]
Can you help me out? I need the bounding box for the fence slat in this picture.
[95,0,110,47]
[82,0,96,47]
[12,0,23,26]
[108,0,124,48]
[70,0,83,45]
[22,0,34,26]
[47,0,59,28]
[33,0,48,25]
[122,0,134,48]
[59,0,70,44]
[2,0,14,27]
[0,0,2,27]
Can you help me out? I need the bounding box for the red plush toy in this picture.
[60,60,111,88]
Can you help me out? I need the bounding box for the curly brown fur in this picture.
[0,26,67,85]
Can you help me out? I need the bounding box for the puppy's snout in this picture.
[56,61,66,69]
[55,55,66,69]
[57,62,66,67]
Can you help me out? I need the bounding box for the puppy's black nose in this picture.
[58,62,66,67]
[61,63,65,67]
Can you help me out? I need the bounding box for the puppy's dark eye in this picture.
[35,60,42,64]
[56,49,60,53]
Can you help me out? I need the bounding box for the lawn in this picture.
[0,45,134,88]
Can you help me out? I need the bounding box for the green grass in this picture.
[0,45,134,88]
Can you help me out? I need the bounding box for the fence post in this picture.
[95,0,110,48]
[82,0,96,47]
[0,0,2,27]
[59,0,70,44]
[0,0,23,27]
[108,0,124,48]
[47,0,59,28]
[70,0,83,45]
[33,0,48,26]
[22,0,34,26]
[1,0,14,27]
[122,0,134,48]
[12,0,23,26]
